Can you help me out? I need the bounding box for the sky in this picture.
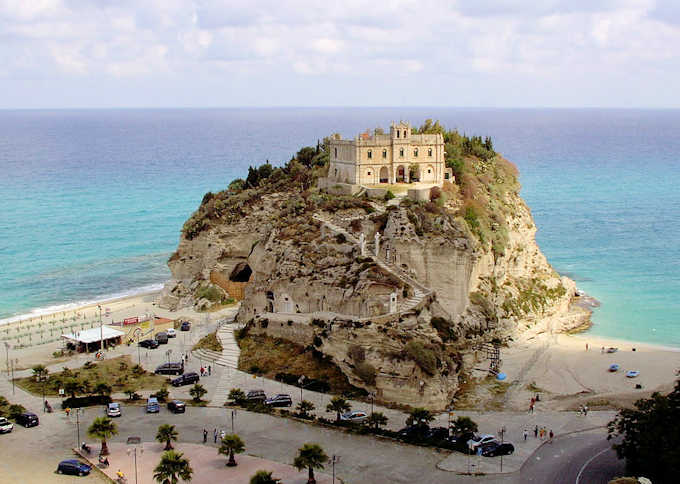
[1,0,679,108]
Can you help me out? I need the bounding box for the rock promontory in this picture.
[160,121,590,410]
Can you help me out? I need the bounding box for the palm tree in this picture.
[32,364,48,381]
[189,383,207,403]
[87,416,118,456]
[326,396,350,423]
[406,407,435,427]
[153,450,193,484]
[249,470,281,484]
[296,400,315,419]
[156,424,179,450]
[366,411,388,431]
[293,443,328,484]
[218,434,245,467]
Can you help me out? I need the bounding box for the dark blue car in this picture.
[57,459,91,476]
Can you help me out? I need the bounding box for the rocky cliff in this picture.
[160,139,589,410]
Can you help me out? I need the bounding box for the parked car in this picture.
[171,372,200,387]
[0,417,14,433]
[180,321,191,331]
[425,426,450,442]
[246,390,267,403]
[481,442,515,457]
[155,332,169,344]
[167,400,186,413]
[57,460,92,476]
[155,362,185,375]
[265,394,293,407]
[139,339,159,349]
[146,397,160,413]
[340,411,368,423]
[397,424,429,442]
[467,434,498,451]
[106,402,121,417]
[16,412,39,427]
[166,328,177,338]
[609,364,620,372]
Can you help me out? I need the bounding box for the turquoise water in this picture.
[1,108,678,346]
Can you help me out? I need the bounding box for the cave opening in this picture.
[229,262,253,282]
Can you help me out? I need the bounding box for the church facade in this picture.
[327,121,449,186]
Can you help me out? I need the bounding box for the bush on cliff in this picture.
[404,340,438,375]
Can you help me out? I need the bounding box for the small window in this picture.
[404,130,407,138]
[367,149,372,159]
[414,148,418,157]
[428,148,432,157]
[382,149,387,158]
[397,130,400,138]
[399,148,404,157]
[334,147,337,157]
[428,169,432,174]
[368,171,372,176]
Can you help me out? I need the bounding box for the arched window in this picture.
[397,130,400,138]
[367,149,372,159]
[382,149,387,158]
[404,130,407,138]
[414,148,418,157]
[428,148,433,157]
[334,147,337,157]
[399,148,404,157]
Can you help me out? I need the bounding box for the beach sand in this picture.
[493,331,680,411]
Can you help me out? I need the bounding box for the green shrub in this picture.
[404,341,438,375]
[196,284,224,303]
[354,362,377,386]
[384,190,395,201]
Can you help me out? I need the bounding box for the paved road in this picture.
[519,430,625,484]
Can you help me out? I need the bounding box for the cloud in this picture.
[0,0,679,106]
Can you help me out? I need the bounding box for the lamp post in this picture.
[298,375,305,402]
[98,305,103,352]
[10,359,16,395]
[127,437,143,484]
[75,407,85,449]
[4,342,9,376]
[231,409,236,433]
[369,392,375,415]
[332,455,340,484]
[499,425,506,472]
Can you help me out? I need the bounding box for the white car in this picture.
[166,328,176,338]
[106,402,121,417]
[0,417,14,433]
[467,434,498,450]
[340,411,368,422]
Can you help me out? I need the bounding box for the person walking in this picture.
[586,343,589,351]
[219,429,226,441]
[213,428,217,443]
[203,428,208,444]
[523,429,528,441]
[549,429,554,443]
[208,365,211,376]
[584,405,589,416]
[529,402,534,414]
[534,425,538,438]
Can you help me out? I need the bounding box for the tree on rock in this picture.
[219,434,245,467]
[153,450,193,484]
[87,416,118,456]
[293,443,328,484]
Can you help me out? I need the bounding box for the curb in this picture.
[72,448,115,483]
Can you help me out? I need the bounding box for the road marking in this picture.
[575,446,610,484]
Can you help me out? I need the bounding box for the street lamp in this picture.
[298,375,306,402]
[4,342,9,377]
[74,407,85,449]
[98,305,103,352]
[332,455,340,484]
[127,437,143,484]
[369,392,375,415]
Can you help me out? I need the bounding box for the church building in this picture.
[327,121,450,186]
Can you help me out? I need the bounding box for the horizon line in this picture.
[1,105,680,111]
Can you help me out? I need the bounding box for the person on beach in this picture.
[529,402,534,414]
[583,405,589,416]
[549,430,554,443]
[523,429,528,441]
[601,346,605,354]
[586,343,589,351]
[203,428,207,443]
[534,425,538,438]
[65,407,71,417]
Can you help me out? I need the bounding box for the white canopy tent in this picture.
[62,325,124,352]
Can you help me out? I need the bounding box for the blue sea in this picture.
[1,108,679,347]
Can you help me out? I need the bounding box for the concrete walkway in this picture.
[86,442,333,484]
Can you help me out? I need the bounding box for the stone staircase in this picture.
[192,323,240,369]
[313,210,433,318]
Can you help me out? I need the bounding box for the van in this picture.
[155,362,185,375]
[146,397,160,413]
[155,332,169,344]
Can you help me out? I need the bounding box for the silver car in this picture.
[106,402,121,417]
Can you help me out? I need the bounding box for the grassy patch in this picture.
[237,333,358,394]
[404,340,438,375]
[14,355,167,397]
[192,332,223,352]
